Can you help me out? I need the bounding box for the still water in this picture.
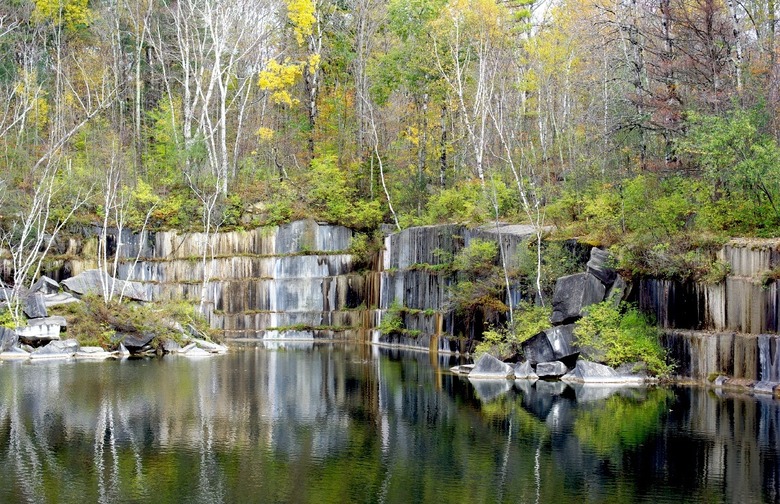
[0,343,778,503]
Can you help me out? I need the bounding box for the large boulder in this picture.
[116,332,155,353]
[23,293,48,319]
[0,327,18,352]
[550,273,606,325]
[546,324,576,357]
[514,361,538,380]
[16,317,64,345]
[536,361,569,379]
[30,339,79,359]
[62,270,151,302]
[521,331,554,365]
[586,247,617,286]
[562,360,645,384]
[521,324,577,364]
[31,276,60,295]
[468,353,515,379]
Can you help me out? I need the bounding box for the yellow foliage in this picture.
[14,70,49,133]
[307,53,321,75]
[256,127,275,141]
[286,0,316,46]
[33,0,93,31]
[257,59,303,106]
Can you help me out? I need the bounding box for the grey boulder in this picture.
[550,273,606,325]
[62,269,150,302]
[586,247,617,286]
[514,361,538,380]
[521,324,577,364]
[31,276,60,295]
[30,339,79,359]
[536,361,569,379]
[23,293,48,319]
[0,326,18,352]
[562,360,645,384]
[468,353,515,379]
[116,332,155,353]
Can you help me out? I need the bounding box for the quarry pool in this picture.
[0,343,778,503]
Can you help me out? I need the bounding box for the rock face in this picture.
[468,353,515,379]
[550,273,606,325]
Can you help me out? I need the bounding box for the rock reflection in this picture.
[0,347,778,503]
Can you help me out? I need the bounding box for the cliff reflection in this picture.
[0,346,778,503]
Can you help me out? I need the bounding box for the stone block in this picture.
[468,353,515,379]
[31,276,60,295]
[514,361,538,380]
[16,321,61,344]
[550,273,606,325]
[536,361,568,379]
[30,339,79,359]
[0,327,18,352]
[62,269,150,302]
[23,293,48,319]
[586,247,617,286]
[116,332,155,353]
[521,331,555,365]
[546,324,576,358]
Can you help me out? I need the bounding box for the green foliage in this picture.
[474,302,552,359]
[684,108,780,225]
[378,301,405,335]
[51,295,215,350]
[306,154,384,230]
[453,239,498,276]
[516,239,583,299]
[0,308,16,329]
[574,301,671,377]
[573,388,672,455]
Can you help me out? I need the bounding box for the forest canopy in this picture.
[0,0,779,259]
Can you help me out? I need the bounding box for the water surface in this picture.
[0,343,778,503]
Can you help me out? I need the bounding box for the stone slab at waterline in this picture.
[535,361,569,379]
[16,316,65,344]
[562,360,645,384]
[468,353,515,379]
[550,273,606,325]
[30,339,79,359]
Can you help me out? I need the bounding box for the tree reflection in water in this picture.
[0,345,777,503]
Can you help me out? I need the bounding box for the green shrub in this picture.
[574,301,671,377]
[474,302,551,359]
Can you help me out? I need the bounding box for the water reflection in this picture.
[0,345,777,503]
